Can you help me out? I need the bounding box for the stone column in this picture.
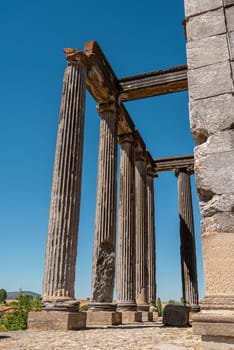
[185,1,234,348]
[117,134,136,311]
[135,152,149,314]
[42,50,87,311]
[175,168,199,312]
[89,102,118,312]
[146,170,157,314]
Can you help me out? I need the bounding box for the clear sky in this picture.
[0,0,204,302]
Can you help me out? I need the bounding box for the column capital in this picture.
[135,150,147,162]
[118,133,135,145]
[97,102,120,116]
[175,166,194,177]
[64,48,90,67]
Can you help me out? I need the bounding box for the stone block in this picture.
[27,311,86,330]
[201,336,234,350]
[229,31,234,60]
[194,131,234,196]
[201,232,234,295]
[86,311,122,326]
[190,94,234,144]
[200,193,234,217]
[141,311,153,322]
[152,311,159,321]
[224,0,234,6]
[186,9,226,41]
[225,5,234,32]
[184,0,222,18]
[188,62,233,101]
[187,35,229,69]
[201,212,234,233]
[163,305,190,327]
[121,311,142,323]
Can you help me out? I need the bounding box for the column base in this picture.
[88,302,116,311]
[27,310,86,330]
[137,304,150,312]
[42,299,80,312]
[141,311,153,322]
[86,310,122,326]
[120,311,142,323]
[117,302,137,311]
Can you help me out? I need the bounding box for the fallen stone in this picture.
[163,305,191,327]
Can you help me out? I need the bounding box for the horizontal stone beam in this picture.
[118,65,188,102]
[154,154,194,172]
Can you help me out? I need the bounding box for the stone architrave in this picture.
[42,49,87,311]
[135,152,149,313]
[89,102,119,311]
[175,168,199,312]
[146,170,157,314]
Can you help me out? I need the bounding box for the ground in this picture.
[0,322,201,350]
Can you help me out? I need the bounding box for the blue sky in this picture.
[0,0,204,301]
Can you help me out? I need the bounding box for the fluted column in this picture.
[90,102,118,311]
[176,167,199,311]
[135,152,149,311]
[117,134,137,311]
[147,171,157,309]
[42,50,87,310]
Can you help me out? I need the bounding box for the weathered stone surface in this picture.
[163,305,190,327]
[86,311,122,326]
[225,5,234,32]
[28,311,86,330]
[176,169,199,310]
[147,175,157,308]
[224,0,234,6]
[43,61,86,304]
[190,94,234,144]
[229,31,234,60]
[120,311,142,324]
[186,9,226,41]
[200,193,234,217]
[201,212,234,233]
[195,131,234,197]
[91,103,118,306]
[135,156,149,309]
[141,311,153,322]
[184,0,222,18]
[117,135,136,310]
[187,35,229,69]
[201,231,234,295]
[188,62,233,101]
[201,335,234,350]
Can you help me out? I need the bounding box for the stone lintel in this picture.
[28,311,86,331]
[86,311,122,326]
[118,65,188,102]
[84,40,119,104]
[154,155,194,173]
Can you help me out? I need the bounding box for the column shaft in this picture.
[135,155,149,310]
[117,135,136,310]
[147,174,157,308]
[91,103,118,309]
[43,61,86,305]
[177,169,199,310]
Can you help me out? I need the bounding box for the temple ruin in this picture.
[28,1,234,349]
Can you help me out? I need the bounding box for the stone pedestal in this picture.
[28,311,86,330]
[116,134,137,312]
[141,311,153,322]
[42,50,87,308]
[176,168,199,311]
[86,311,122,326]
[121,311,142,324]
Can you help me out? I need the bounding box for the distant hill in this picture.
[7,291,41,300]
